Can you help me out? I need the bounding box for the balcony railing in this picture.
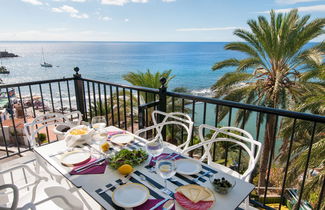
[0,68,324,210]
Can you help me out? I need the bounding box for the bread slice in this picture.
[201,188,214,201]
[194,188,210,203]
[176,185,215,203]
[177,188,192,200]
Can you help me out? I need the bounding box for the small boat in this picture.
[41,62,53,68]
[40,48,52,68]
[0,66,10,74]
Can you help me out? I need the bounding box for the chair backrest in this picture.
[183,124,262,181]
[152,110,194,151]
[23,113,73,148]
[63,111,83,125]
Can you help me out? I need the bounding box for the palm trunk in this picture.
[258,114,276,195]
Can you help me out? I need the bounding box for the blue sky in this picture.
[0,0,324,41]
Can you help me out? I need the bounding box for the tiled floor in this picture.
[0,153,102,210]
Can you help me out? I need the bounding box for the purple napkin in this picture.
[70,158,107,175]
[134,199,175,210]
[107,131,126,140]
[149,153,181,166]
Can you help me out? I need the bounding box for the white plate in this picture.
[112,183,149,208]
[110,134,134,145]
[175,159,202,175]
[60,150,91,166]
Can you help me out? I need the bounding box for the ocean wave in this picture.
[191,88,214,97]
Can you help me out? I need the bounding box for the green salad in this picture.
[108,149,148,169]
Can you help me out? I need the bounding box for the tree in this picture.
[211,9,325,189]
[91,90,138,128]
[123,69,175,123]
[123,70,192,144]
[277,64,325,209]
[123,69,175,103]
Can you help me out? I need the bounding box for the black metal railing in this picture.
[0,68,324,210]
[0,77,76,158]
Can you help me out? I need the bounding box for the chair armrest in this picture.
[0,184,19,210]
[0,164,47,191]
[33,195,83,210]
[134,124,162,136]
[0,164,46,181]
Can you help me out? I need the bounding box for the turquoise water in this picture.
[0,41,244,91]
[0,41,290,150]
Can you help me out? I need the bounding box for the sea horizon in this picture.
[0,41,245,91]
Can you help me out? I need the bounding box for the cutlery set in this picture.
[74,158,106,173]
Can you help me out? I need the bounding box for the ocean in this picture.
[0,41,244,93]
[0,41,281,148]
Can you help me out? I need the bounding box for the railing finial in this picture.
[74,67,79,73]
[73,67,81,78]
[160,77,166,88]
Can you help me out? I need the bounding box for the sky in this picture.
[0,0,324,41]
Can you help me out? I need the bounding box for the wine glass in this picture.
[156,159,176,195]
[91,116,106,131]
[146,138,164,172]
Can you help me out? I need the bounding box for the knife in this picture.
[150,198,169,210]
[75,157,106,172]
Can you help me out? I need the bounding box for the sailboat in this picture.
[40,48,52,68]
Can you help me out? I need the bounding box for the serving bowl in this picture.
[210,174,236,194]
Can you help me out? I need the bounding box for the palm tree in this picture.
[123,69,175,103]
[123,70,192,144]
[277,64,325,209]
[123,69,175,128]
[211,9,325,189]
[90,90,138,129]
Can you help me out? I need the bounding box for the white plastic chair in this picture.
[135,110,194,152]
[53,111,83,139]
[23,113,74,183]
[182,124,262,210]
[0,184,18,210]
[63,111,83,126]
[0,165,83,210]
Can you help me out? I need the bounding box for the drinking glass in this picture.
[91,116,107,147]
[91,116,106,131]
[156,159,176,194]
[146,138,164,172]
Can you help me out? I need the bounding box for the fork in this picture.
[75,160,106,173]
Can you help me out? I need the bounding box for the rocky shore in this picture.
[0,51,18,58]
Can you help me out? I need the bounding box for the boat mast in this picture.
[42,47,45,63]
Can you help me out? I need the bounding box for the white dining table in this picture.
[34,126,254,210]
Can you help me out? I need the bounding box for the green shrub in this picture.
[37,133,47,144]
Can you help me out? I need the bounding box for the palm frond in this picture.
[212,59,240,71]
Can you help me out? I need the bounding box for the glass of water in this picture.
[91,116,107,147]
[91,116,106,131]
[146,138,164,172]
[156,159,176,194]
